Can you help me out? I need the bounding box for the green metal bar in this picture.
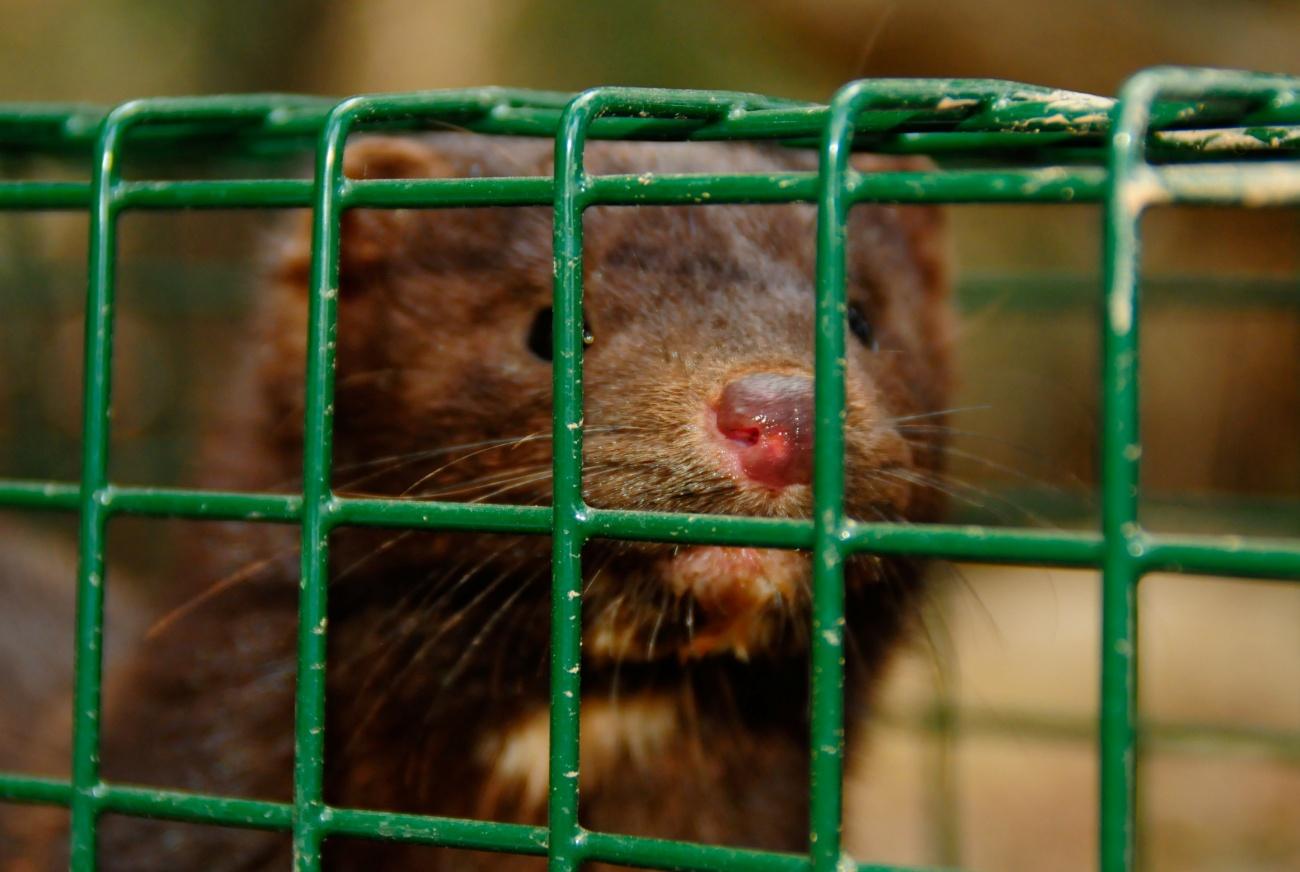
[287,89,509,871]
[956,274,1300,313]
[581,508,812,549]
[1,479,1293,582]
[18,160,1300,213]
[345,176,551,208]
[0,167,1111,212]
[807,78,868,872]
[0,778,551,852]
[119,179,313,209]
[64,98,131,872]
[581,831,807,872]
[366,168,1112,209]
[884,704,1300,765]
[106,487,302,521]
[548,86,717,872]
[0,773,75,806]
[101,785,294,831]
[322,808,547,855]
[0,181,91,208]
[0,153,1287,215]
[0,479,81,510]
[4,80,1297,157]
[3,472,1294,580]
[924,649,962,870]
[291,95,353,872]
[1099,70,1153,872]
[1139,535,1300,579]
[548,89,592,872]
[331,496,551,533]
[842,523,1103,566]
[549,86,775,871]
[585,829,958,872]
[1144,162,1300,206]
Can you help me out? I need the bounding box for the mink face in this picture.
[263,134,952,673]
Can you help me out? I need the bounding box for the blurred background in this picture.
[0,1,1296,870]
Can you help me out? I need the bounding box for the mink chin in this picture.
[18,134,952,870]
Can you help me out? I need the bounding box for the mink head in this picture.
[261,134,952,666]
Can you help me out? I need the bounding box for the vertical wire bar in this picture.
[291,97,359,871]
[548,90,599,872]
[1099,71,1159,872]
[548,87,738,871]
[809,81,868,872]
[925,618,961,867]
[66,101,138,872]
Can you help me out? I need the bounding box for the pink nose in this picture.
[714,373,814,489]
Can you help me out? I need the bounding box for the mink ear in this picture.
[338,137,455,289]
[851,154,950,300]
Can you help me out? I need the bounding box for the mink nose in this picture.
[714,373,814,489]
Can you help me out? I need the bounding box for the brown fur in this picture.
[14,134,951,870]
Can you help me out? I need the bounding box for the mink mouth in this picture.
[583,545,812,663]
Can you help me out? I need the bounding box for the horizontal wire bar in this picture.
[848,167,1105,203]
[0,479,79,510]
[1139,536,1300,579]
[344,176,549,208]
[0,181,90,208]
[3,79,1297,155]
[843,523,1103,565]
[106,487,302,521]
[0,772,958,872]
[101,784,293,830]
[1,480,1294,580]
[1148,162,1300,206]
[0,167,1110,212]
[0,772,73,806]
[580,831,808,872]
[322,807,547,855]
[884,704,1300,764]
[120,179,314,209]
[0,777,549,853]
[328,496,552,533]
[5,161,1294,213]
[581,507,812,549]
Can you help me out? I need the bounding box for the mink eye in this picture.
[847,302,877,350]
[526,307,594,361]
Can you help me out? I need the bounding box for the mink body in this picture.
[14,135,951,870]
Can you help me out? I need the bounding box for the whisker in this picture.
[282,425,635,494]
[398,432,551,497]
[345,538,528,746]
[877,466,1054,527]
[331,530,416,585]
[885,404,991,425]
[438,570,541,691]
[145,548,295,639]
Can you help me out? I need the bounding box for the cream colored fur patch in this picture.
[475,694,680,817]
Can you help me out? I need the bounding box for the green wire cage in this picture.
[0,66,1298,871]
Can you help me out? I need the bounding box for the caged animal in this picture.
[10,133,953,870]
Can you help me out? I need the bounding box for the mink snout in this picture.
[713,372,815,489]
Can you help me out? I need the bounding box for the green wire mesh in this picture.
[0,67,1298,872]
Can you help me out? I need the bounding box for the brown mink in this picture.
[16,134,951,870]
